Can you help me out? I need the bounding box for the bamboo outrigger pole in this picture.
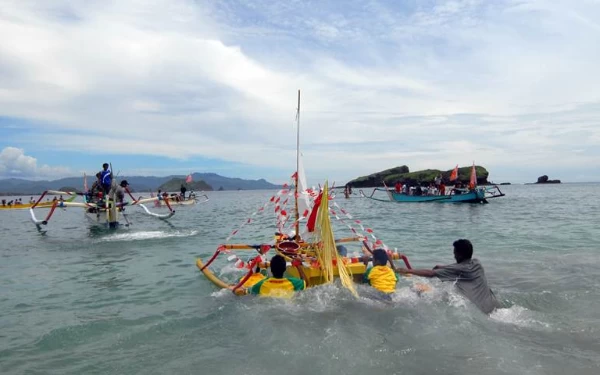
[294,89,301,241]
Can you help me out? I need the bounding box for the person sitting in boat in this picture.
[240,265,267,288]
[100,163,112,194]
[1,199,5,206]
[336,245,348,257]
[247,254,307,298]
[89,173,102,199]
[363,249,398,296]
[394,181,402,194]
[452,182,463,195]
[396,239,501,314]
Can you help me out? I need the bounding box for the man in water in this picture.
[247,254,307,298]
[100,163,112,195]
[396,239,501,314]
[364,249,398,296]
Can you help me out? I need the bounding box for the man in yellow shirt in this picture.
[240,266,267,288]
[364,249,398,296]
[249,255,306,298]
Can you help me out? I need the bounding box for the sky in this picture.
[1,0,599,184]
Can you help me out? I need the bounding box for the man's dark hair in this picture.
[453,239,473,262]
[270,254,287,278]
[372,249,389,266]
[102,163,109,169]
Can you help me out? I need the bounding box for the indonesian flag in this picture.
[185,174,193,183]
[449,165,459,181]
[469,163,477,189]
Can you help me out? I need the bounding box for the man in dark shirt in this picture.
[397,239,501,314]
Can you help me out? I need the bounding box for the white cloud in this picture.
[0,0,599,183]
[0,147,71,178]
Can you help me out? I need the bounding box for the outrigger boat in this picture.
[29,182,178,231]
[0,194,77,210]
[197,91,415,296]
[360,164,505,204]
[152,192,209,208]
[360,185,505,203]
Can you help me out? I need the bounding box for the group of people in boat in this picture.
[86,163,130,209]
[392,174,478,197]
[155,186,194,203]
[232,238,501,314]
[2,196,64,207]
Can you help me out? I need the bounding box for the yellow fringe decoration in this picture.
[315,182,358,298]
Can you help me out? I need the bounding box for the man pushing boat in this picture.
[396,239,501,314]
[234,254,308,298]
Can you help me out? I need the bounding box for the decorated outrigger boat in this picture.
[152,192,209,208]
[196,91,415,296]
[29,179,179,231]
[0,194,77,210]
[360,164,505,204]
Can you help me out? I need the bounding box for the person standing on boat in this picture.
[100,163,112,195]
[180,184,187,200]
[116,180,129,206]
[396,239,501,314]
[246,254,307,298]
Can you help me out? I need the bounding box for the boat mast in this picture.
[294,89,300,240]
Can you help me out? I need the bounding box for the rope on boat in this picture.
[315,183,358,297]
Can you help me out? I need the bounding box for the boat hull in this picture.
[388,189,487,203]
[389,192,451,202]
[444,189,487,203]
[154,197,196,207]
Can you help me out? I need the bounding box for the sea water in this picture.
[0,184,598,374]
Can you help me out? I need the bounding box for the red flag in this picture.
[449,165,458,181]
[186,174,193,183]
[469,163,477,189]
[306,192,323,232]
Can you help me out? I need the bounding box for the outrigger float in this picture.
[196,91,415,296]
[29,184,181,230]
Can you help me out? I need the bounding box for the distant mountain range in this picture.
[0,172,281,195]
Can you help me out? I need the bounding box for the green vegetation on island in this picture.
[158,178,213,192]
[346,165,490,188]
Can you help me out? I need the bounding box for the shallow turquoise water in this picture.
[1,184,599,374]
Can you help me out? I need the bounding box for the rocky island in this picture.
[534,175,561,184]
[346,165,491,188]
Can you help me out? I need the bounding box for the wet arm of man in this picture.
[397,268,436,277]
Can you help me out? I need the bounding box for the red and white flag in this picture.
[185,174,193,183]
[449,165,459,181]
[469,163,477,189]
